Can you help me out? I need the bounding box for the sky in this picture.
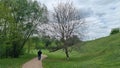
[37,0,120,41]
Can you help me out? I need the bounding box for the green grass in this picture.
[1,33,119,68]
[0,54,36,68]
[43,33,120,68]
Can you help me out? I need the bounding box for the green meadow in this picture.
[43,33,120,68]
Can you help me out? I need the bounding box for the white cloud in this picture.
[37,0,120,41]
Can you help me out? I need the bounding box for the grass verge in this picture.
[0,54,36,68]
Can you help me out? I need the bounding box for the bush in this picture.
[0,40,23,58]
[0,44,6,58]
[110,28,120,35]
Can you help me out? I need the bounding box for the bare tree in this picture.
[43,2,84,59]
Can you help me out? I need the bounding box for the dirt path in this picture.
[22,55,47,68]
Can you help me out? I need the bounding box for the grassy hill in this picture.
[43,33,120,68]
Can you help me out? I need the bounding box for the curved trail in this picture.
[22,55,47,68]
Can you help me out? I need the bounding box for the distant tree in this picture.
[45,2,84,59]
[110,28,120,35]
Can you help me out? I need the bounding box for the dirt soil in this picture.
[22,55,47,68]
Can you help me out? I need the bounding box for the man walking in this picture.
[38,50,42,60]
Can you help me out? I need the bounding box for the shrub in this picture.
[110,28,120,35]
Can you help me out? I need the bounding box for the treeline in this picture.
[0,0,47,58]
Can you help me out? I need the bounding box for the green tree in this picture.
[0,2,14,58]
[0,0,48,58]
[110,28,120,35]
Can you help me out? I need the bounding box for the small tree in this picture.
[45,2,84,60]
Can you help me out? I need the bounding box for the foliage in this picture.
[110,28,120,35]
[0,0,48,58]
[34,36,58,50]
[48,35,81,52]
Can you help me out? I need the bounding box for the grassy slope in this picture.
[0,54,36,68]
[43,33,120,68]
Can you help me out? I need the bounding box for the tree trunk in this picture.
[64,47,70,60]
[28,39,31,54]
